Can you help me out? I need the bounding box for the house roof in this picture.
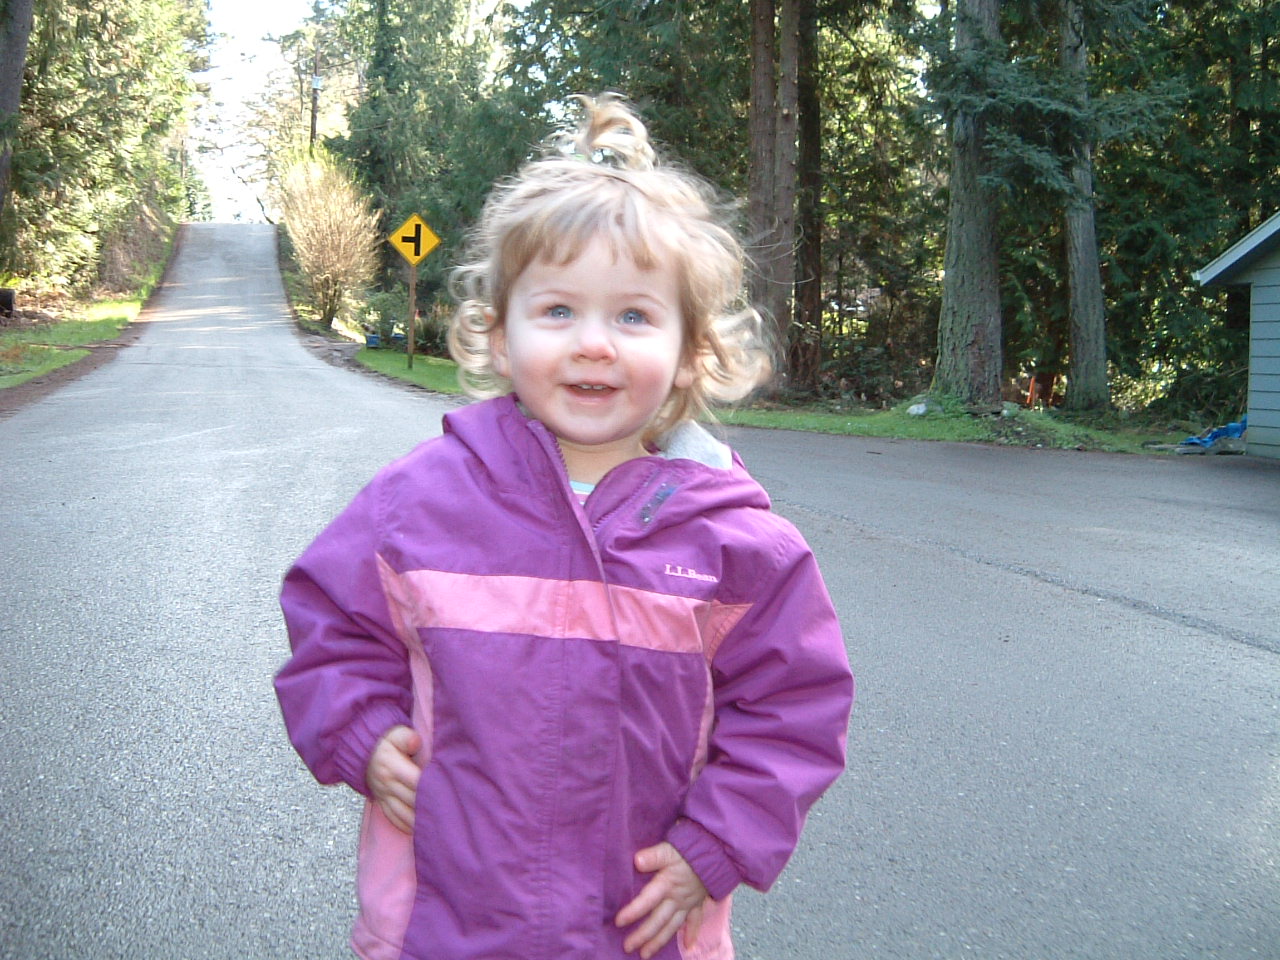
[1194,208,1280,286]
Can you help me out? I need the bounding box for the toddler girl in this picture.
[276,94,854,960]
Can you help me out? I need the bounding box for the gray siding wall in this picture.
[1246,248,1280,459]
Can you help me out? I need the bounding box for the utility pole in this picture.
[309,47,321,154]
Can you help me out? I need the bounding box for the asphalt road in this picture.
[1,222,1276,959]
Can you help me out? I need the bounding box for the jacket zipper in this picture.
[526,419,613,578]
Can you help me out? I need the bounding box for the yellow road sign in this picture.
[389,214,440,266]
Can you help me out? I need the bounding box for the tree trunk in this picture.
[748,0,803,382]
[792,0,822,391]
[768,0,800,366]
[0,0,36,228]
[1060,0,1109,411]
[747,0,776,314]
[933,0,1003,408]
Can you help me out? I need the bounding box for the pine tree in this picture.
[1094,0,1276,418]
[932,0,1005,408]
[4,0,209,282]
[0,0,35,236]
[749,0,803,366]
[1059,0,1108,410]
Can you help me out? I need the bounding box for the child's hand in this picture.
[615,842,708,958]
[366,725,422,834]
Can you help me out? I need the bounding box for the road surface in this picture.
[1,222,1276,959]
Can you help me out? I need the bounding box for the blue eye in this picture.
[619,309,647,325]
[548,305,572,319]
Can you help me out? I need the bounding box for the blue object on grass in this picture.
[1180,415,1247,447]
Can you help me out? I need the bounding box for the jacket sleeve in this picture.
[275,475,414,797]
[667,531,854,900]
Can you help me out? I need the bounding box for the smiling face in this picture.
[491,234,694,484]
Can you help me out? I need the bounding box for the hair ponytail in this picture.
[560,94,657,172]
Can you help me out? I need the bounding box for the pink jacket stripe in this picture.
[377,563,752,659]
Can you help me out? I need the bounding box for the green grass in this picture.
[351,350,1187,454]
[0,250,160,390]
[356,348,466,395]
[719,404,994,443]
[0,301,140,389]
[0,344,93,388]
[722,403,1180,452]
[3,312,133,346]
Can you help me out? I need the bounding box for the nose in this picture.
[573,316,617,362]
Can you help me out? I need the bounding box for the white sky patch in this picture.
[193,0,315,221]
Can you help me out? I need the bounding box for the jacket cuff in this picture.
[667,818,743,901]
[334,701,413,797]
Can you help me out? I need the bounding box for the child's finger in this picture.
[380,784,419,833]
[614,878,662,929]
[385,748,422,787]
[633,842,678,874]
[680,902,704,950]
[380,774,417,809]
[369,727,423,790]
[643,910,691,959]
[386,724,422,756]
[389,807,413,834]
[622,901,680,956]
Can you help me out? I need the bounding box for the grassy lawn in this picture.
[720,403,1183,453]
[0,300,141,390]
[356,348,465,395]
[352,348,1189,454]
[1,238,168,390]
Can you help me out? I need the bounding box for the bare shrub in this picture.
[278,150,379,328]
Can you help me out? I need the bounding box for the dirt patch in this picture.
[987,413,1075,449]
[296,329,364,368]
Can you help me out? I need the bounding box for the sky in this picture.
[195,0,316,221]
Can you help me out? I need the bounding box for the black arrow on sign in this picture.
[400,222,423,259]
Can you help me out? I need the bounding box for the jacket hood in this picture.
[441,395,772,527]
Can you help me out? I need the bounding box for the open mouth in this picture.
[571,383,615,394]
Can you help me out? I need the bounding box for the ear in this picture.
[486,309,511,378]
[673,337,700,391]
[673,360,695,391]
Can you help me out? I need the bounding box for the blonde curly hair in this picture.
[447,94,772,442]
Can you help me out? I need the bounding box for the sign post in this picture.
[388,214,441,369]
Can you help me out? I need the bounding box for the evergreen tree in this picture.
[803,1,944,403]
[499,0,750,192]
[929,0,1173,412]
[0,0,35,235]
[750,0,803,378]
[932,0,1005,408]
[1059,0,1108,410]
[1097,0,1278,418]
[3,0,210,283]
[334,0,536,306]
[792,0,822,388]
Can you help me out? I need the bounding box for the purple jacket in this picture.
[276,395,853,960]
